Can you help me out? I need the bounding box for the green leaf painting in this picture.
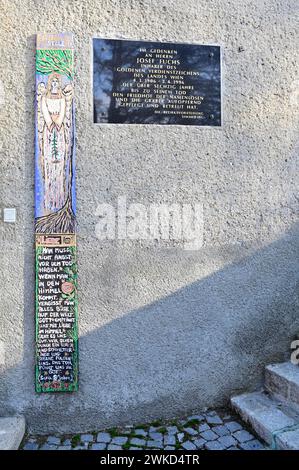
[36,49,73,78]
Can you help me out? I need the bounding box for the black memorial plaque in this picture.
[93,38,221,126]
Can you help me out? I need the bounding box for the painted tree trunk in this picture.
[35,33,78,392]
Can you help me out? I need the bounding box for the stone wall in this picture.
[0,0,298,433]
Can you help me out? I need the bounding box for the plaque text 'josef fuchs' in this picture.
[93,39,221,126]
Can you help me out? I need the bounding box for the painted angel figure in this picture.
[37,73,73,212]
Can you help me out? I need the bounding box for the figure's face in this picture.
[51,78,59,94]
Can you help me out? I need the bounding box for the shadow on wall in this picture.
[1,222,299,434]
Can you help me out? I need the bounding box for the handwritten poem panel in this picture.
[36,243,78,392]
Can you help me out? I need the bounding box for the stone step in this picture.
[0,416,25,450]
[265,362,299,406]
[231,391,299,449]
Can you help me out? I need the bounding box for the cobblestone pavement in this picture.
[21,410,267,451]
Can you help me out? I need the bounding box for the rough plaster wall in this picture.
[0,0,298,433]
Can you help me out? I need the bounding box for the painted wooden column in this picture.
[35,33,78,392]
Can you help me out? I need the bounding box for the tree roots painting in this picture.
[35,196,76,233]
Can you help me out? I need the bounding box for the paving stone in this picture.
[205,440,225,450]
[81,434,94,442]
[193,438,206,449]
[134,429,147,437]
[206,411,217,417]
[239,439,265,450]
[200,430,218,441]
[91,442,107,450]
[97,432,111,443]
[198,423,210,432]
[206,414,223,425]
[178,419,186,426]
[40,444,58,450]
[122,426,133,435]
[187,415,204,422]
[182,440,197,450]
[130,437,146,446]
[233,429,254,443]
[147,440,163,449]
[217,435,238,448]
[164,434,176,446]
[21,409,265,453]
[166,426,178,434]
[213,425,230,437]
[62,439,72,446]
[23,442,39,450]
[149,432,163,441]
[111,436,128,445]
[225,421,243,433]
[223,415,232,421]
[184,427,198,436]
[149,426,158,433]
[47,436,61,445]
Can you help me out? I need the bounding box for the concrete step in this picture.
[231,391,299,449]
[0,416,25,450]
[265,362,299,406]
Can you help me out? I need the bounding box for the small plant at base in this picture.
[150,420,162,427]
[158,426,167,434]
[169,420,178,426]
[71,434,81,448]
[108,427,119,438]
[184,419,199,428]
[122,442,131,450]
[130,432,144,439]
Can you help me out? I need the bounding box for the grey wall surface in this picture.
[0,0,298,433]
